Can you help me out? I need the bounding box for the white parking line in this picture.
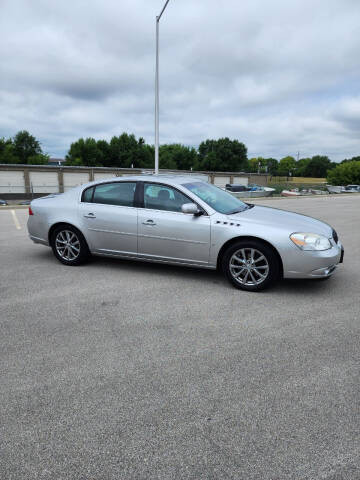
[11,209,21,230]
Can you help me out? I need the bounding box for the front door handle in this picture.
[142,219,156,225]
[84,213,96,218]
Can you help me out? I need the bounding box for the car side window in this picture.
[91,182,136,207]
[82,186,94,203]
[144,183,191,212]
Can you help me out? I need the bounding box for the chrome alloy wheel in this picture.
[229,248,269,286]
[55,230,80,261]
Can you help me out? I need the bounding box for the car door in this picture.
[79,181,138,255]
[137,182,211,265]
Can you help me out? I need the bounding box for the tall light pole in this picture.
[155,0,171,175]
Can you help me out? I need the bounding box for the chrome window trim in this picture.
[86,203,138,211]
[80,181,137,208]
[141,181,210,216]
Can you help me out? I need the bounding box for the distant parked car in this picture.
[19,200,31,205]
[0,199,8,206]
[27,175,344,291]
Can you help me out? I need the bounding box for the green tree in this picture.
[327,160,360,185]
[277,156,296,176]
[108,133,146,168]
[304,155,333,177]
[0,137,8,155]
[13,130,42,163]
[159,145,177,169]
[66,134,155,169]
[265,158,278,175]
[246,157,277,174]
[27,154,49,165]
[341,156,360,164]
[132,139,154,168]
[0,138,20,164]
[197,138,247,171]
[295,158,311,176]
[66,138,104,166]
[64,157,84,166]
[135,143,154,169]
[96,140,111,167]
[158,144,198,170]
[247,158,259,173]
[259,157,267,172]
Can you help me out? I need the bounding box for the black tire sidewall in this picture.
[222,239,280,291]
[51,225,89,266]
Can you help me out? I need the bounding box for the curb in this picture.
[0,205,30,210]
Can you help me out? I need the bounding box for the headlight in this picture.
[290,232,331,251]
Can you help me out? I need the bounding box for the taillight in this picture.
[29,207,34,215]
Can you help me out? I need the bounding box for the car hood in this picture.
[227,205,333,237]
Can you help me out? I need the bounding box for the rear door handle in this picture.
[84,213,96,218]
[142,219,156,225]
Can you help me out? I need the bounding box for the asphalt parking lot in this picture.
[1,195,359,480]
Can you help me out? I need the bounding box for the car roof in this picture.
[82,174,208,189]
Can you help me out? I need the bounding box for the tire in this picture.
[50,225,90,266]
[222,239,280,291]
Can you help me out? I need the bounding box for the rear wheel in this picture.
[51,225,90,266]
[222,239,280,291]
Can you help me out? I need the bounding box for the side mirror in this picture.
[181,203,201,215]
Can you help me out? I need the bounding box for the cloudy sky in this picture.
[1,0,360,161]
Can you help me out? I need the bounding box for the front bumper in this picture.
[310,264,338,277]
[283,241,344,279]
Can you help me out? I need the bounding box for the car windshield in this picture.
[183,182,249,214]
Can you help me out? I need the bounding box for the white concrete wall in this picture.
[117,172,138,177]
[0,168,252,194]
[93,173,118,181]
[29,171,59,193]
[233,176,248,186]
[213,176,230,188]
[187,173,210,182]
[63,172,91,191]
[0,171,25,193]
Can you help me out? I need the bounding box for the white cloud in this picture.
[0,0,360,160]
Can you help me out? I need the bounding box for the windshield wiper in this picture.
[225,207,246,214]
[226,204,254,215]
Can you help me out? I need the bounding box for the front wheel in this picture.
[222,240,280,291]
[51,225,90,266]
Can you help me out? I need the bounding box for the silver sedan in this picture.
[27,175,344,291]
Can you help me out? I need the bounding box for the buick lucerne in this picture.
[27,175,344,291]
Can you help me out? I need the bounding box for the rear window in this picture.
[82,182,136,207]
